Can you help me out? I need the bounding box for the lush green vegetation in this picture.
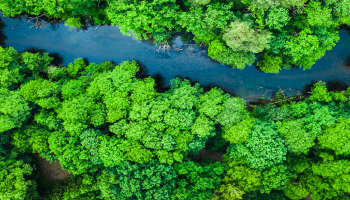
[1,0,349,72]
[1,46,350,200]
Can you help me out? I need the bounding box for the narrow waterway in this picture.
[2,14,350,101]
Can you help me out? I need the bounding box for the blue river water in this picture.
[1,14,350,101]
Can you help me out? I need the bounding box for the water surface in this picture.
[2,14,350,101]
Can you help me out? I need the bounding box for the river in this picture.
[1,13,350,101]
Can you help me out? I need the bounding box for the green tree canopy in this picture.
[223,20,273,53]
[0,88,31,133]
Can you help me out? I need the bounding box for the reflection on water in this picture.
[1,13,350,101]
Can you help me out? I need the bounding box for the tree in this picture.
[97,135,128,167]
[212,184,245,200]
[257,51,283,73]
[192,114,215,139]
[260,165,291,194]
[228,121,287,170]
[283,28,321,69]
[61,78,90,100]
[222,116,256,144]
[0,149,40,200]
[265,7,291,31]
[11,124,51,156]
[276,119,315,155]
[48,130,100,175]
[283,27,339,69]
[106,159,177,199]
[208,39,227,58]
[57,94,106,135]
[105,0,180,43]
[308,81,332,102]
[86,61,139,101]
[243,189,289,200]
[213,49,256,69]
[300,153,350,200]
[318,117,350,155]
[283,182,309,200]
[198,87,230,119]
[21,51,53,78]
[248,0,280,10]
[168,77,202,110]
[34,109,62,130]
[222,20,273,53]
[280,0,307,8]
[253,103,290,121]
[20,78,61,110]
[308,81,348,103]
[221,156,262,193]
[0,88,31,133]
[42,173,100,200]
[0,46,20,69]
[189,0,211,7]
[177,3,236,37]
[326,0,350,15]
[0,67,23,89]
[301,104,336,136]
[215,97,248,127]
[172,160,225,200]
[304,0,333,28]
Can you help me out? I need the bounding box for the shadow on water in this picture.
[303,79,349,94]
[202,83,237,97]
[0,18,7,47]
[82,57,89,65]
[134,60,148,79]
[302,80,319,95]
[339,25,350,36]
[326,80,349,92]
[343,52,350,69]
[49,53,64,66]
[22,47,47,54]
[22,47,64,66]
[152,73,170,93]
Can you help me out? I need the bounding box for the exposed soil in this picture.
[290,180,312,200]
[302,193,313,200]
[189,148,225,163]
[32,153,72,182]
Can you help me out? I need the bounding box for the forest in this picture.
[1,46,350,200]
[1,0,349,73]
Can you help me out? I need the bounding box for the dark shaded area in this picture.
[248,98,274,106]
[134,60,148,79]
[339,24,350,36]
[152,73,170,93]
[82,57,89,65]
[21,47,64,66]
[48,52,64,66]
[344,52,350,69]
[326,80,349,92]
[202,83,237,97]
[188,148,225,163]
[30,153,71,196]
[0,18,7,46]
[302,80,319,95]
[21,47,47,54]
[302,79,350,95]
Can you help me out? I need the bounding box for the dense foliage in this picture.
[1,0,349,72]
[1,46,350,199]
